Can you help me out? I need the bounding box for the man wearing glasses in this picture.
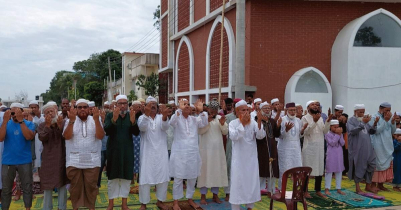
[104,95,139,210]
[63,99,104,210]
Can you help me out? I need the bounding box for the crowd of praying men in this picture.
[0,94,400,210]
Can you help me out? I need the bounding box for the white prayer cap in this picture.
[394,128,401,135]
[306,100,315,108]
[29,100,38,106]
[330,120,339,125]
[88,101,95,107]
[47,101,57,106]
[10,103,23,109]
[104,101,110,105]
[132,101,141,105]
[111,100,116,103]
[190,104,195,108]
[254,98,262,103]
[180,98,188,101]
[235,100,247,108]
[335,105,344,111]
[146,96,157,103]
[168,100,175,105]
[42,103,55,112]
[0,105,6,109]
[396,112,401,116]
[271,98,279,104]
[247,104,252,108]
[260,102,269,109]
[138,98,145,103]
[76,98,89,105]
[116,95,128,102]
[354,104,365,110]
[295,104,301,107]
[380,102,391,108]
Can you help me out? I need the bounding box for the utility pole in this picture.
[235,0,246,99]
[218,0,226,103]
[108,57,112,84]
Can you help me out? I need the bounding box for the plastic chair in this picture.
[269,167,312,210]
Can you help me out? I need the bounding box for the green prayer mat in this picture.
[326,189,392,208]
[306,192,352,209]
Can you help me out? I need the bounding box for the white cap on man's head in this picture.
[271,98,279,104]
[132,101,141,105]
[254,98,262,104]
[116,95,128,102]
[354,104,365,110]
[88,101,95,107]
[394,128,401,135]
[335,105,344,111]
[146,96,157,103]
[330,120,339,125]
[47,101,57,106]
[10,103,24,109]
[29,100,38,106]
[235,100,247,108]
[42,103,55,112]
[168,100,175,105]
[104,101,110,105]
[260,102,269,109]
[76,99,88,105]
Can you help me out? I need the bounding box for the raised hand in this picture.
[159,104,166,114]
[162,106,172,118]
[285,122,295,132]
[112,107,120,122]
[302,122,309,131]
[57,115,63,129]
[374,116,380,126]
[328,108,331,116]
[277,117,282,127]
[129,109,136,124]
[45,114,52,127]
[362,115,371,124]
[392,112,397,124]
[257,111,267,122]
[3,110,11,122]
[327,114,333,122]
[15,109,24,122]
[219,115,226,126]
[100,110,106,121]
[178,99,186,110]
[195,99,204,113]
[313,113,321,122]
[92,107,100,119]
[336,127,343,134]
[384,111,392,122]
[68,107,77,122]
[221,100,226,111]
[304,110,308,115]
[241,112,250,126]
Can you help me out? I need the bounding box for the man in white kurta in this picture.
[138,97,171,210]
[229,100,266,210]
[301,100,326,198]
[278,103,305,189]
[197,101,228,205]
[169,99,208,210]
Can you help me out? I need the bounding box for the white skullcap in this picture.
[104,101,110,105]
[168,100,175,105]
[235,100,247,108]
[271,98,279,104]
[42,103,55,112]
[132,101,141,105]
[116,95,128,102]
[335,105,344,111]
[260,102,269,109]
[247,104,252,108]
[88,101,95,107]
[76,98,89,105]
[395,128,401,135]
[29,100,38,106]
[10,103,23,109]
[111,100,116,103]
[146,96,157,103]
[295,104,301,107]
[330,120,339,125]
[306,100,315,108]
[254,98,262,103]
[0,105,6,109]
[181,98,188,101]
[396,112,401,116]
[190,104,195,108]
[138,98,145,103]
[47,101,57,106]
[354,104,365,110]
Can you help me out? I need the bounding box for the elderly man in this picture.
[198,101,228,205]
[271,98,285,119]
[347,104,379,194]
[256,102,281,195]
[29,100,44,170]
[278,103,306,190]
[104,95,139,210]
[296,104,304,119]
[63,99,104,210]
[60,98,70,119]
[229,100,266,210]
[38,103,68,210]
[137,96,171,210]
[302,100,325,198]
[0,103,35,210]
[370,102,397,191]
[250,98,262,120]
[169,99,207,210]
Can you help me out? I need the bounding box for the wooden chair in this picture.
[269,167,312,210]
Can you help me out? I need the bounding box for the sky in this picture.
[0,0,160,101]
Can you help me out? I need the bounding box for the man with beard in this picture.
[370,102,397,191]
[271,98,285,119]
[278,103,306,191]
[250,98,262,120]
[197,101,228,205]
[229,100,266,210]
[138,96,171,210]
[347,104,379,194]
[256,102,281,196]
[60,98,70,119]
[104,95,139,210]
[169,99,207,210]
[224,98,241,201]
[63,99,104,210]
[0,103,35,210]
[296,104,303,119]
[97,101,110,188]
[302,100,326,198]
[38,103,68,210]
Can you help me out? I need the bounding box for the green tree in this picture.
[153,5,160,30]
[128,90,138,102]
[355,27,382,46]
[83,81,104,105]
[136,72,160,97]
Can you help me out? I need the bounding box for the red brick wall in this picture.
[194,0,206,22]
[178,0,190,32]
[178,42,190,92]
[161,0,168,15]
[209,22,229,88]
[209,93,228,103]
[210,0,231,13]
[161,17,168,68]
[248,0,401,102]
[158,72,169,104]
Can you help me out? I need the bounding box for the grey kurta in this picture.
[225,113,237,181]
[347,116,376,181]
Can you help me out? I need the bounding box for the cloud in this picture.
[0,0,160,102]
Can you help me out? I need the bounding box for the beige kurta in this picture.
[197,115,229,188]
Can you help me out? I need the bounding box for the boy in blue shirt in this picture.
[0,103,35,210]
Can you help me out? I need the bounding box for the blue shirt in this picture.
[101,135,108,151]
[1,119,35,165]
